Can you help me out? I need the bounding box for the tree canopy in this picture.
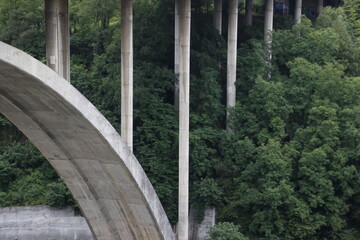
[0,0,360,239]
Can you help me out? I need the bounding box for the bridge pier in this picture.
[178,0,191,238]
[226,0,238,132]
[264,0,273,64]
[317,0,324,15]
[45,0,70,81]
[214,0,222,33]
[121,0,134,151]
[294,0,302,24]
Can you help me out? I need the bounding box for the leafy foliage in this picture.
[206,222,249,240]
[1,2,360,239]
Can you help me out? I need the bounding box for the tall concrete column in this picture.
[214,0,222,33]
[45,0,70,81]
[121,0,133,151]
[264,0,273,64]
[317,0,324,16]
[175,0,180,108]
[245,0,253,26]
[294,0,302,24]
[178,0,191,238]
[226,0,238,132]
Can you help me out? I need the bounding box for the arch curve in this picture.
[0,42,175,240]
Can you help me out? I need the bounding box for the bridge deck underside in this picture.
[0,42,174,240]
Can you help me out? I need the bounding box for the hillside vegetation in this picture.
[1,0,360,239]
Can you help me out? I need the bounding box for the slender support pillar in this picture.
[294,0,302,24]
[175,0,180,108]
[264,0,273,64]
[214,0,222,34]
[45,0,70,81]
[226,0,238,132]
[121,0,133,151]
[178,0,191,238]
[317,0,323,16]
[245,0,253,26]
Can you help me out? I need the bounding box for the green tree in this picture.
[206,222,249,240]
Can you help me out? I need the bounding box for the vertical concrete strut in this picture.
[317,0,324,16]
[214,0,222,34]
[264,0,273,64]
[294,0,302,24]
[175,0,180,108]
[45,0,70,81]
[226,0,238,132]
[245,0,253,26]
[178,0,191,238]
[121,0,133,151]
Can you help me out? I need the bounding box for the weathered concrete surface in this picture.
[0,206,93,240]
[214,0,222,33]
[194,208,215,240]
[226,0,238,133]
[121,0,134,151]
[189,207,215,240]
[45,0,70,81]
[294,0,302,24]
[0,41,175,240]
[178,0,191,239]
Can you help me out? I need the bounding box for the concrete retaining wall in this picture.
[189,207,216,240]
[0,206,93,240]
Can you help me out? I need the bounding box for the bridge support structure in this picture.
[214,0,222,33]
[0,41,175,240]
[317,0,324,16]
[294,0,302,24]
[45,0,70,81]
[178,0,191,238]
[264,0,274,65]
[226,0,238,132]
[121,0,134,151]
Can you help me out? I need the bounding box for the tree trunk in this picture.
[264,0,273,65]
[226,0,238,133]
[294,0,302,24]
[213,0,222,34]
[121,0,133,151]
[45,0,70,81]
[245,0,253,26]
[178,0,191,238]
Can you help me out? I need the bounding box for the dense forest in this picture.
[1,0,360,239]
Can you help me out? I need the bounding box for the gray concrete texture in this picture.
[45,0,70,81]
[178,0,191,238]
[0,41,175,240]
[0,206,93,240]
[189,207,215,240]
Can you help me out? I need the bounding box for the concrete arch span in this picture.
[0,42,175,240]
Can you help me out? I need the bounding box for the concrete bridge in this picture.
[0,0,329,239]
[0,41,175,240]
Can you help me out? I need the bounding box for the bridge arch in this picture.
[0,41,175,240]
